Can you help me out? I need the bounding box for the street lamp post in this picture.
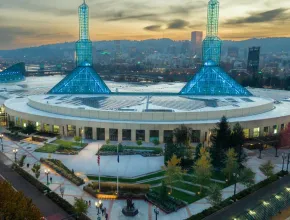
[154,206,159,220]
[0,134,3,151]
[12,149,18,162]
[95,200,102,217]
[282,153,287,172]
[233,173,239,198]
[44,169,50,185]
[286,153,290,172]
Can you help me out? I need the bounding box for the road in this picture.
[205,174,290,220]
[0,152,70,220]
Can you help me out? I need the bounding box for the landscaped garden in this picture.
[97,143,163,157]
[40,158,85,186]
[35,138,87,155]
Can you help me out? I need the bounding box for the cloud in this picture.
[106,13,160,22]
[167,19,190,29]
[168,1,207,15]
[144,25,162,32]
[225,8,289,24]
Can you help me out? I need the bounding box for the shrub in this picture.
[88,182,150,194]
[153,139,160,146]
[106,139,110,145]
[18,155,27,167]
[136,140,142,146]
[40,158,84,186]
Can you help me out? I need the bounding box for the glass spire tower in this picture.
[202,0,222,65]
[76,0,92,67]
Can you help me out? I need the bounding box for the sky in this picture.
[0,0,289,49]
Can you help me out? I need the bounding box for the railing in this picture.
[234,186,290,220]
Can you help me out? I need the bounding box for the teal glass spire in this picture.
[0,63,25,83]
[202,0,222,65]
[76,0,92,67]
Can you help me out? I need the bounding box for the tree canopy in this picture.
[0,181,42,220]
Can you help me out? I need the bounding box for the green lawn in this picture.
[52,139,86,148]
[173,181,201,193]
[87,171,165,184]
[35,144,59,153]
[99,144,163,154]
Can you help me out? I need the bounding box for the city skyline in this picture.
[0,0,289,49]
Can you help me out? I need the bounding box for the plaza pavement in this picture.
[0,136,288,220]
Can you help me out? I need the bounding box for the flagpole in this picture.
[98,162,100,191]
[98,145,101,192]
[117,143,119,195]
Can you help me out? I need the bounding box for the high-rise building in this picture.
[76,0,92,67]
[247,47,260,75]
[228,47,239,58]
[202,0,222,65]
[191,31,203,56]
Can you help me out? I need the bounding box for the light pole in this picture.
[44,169,50,185]
[95,200,102,217]
[282,153,287,172]
[12,149,18,162]
[233,173,239,198]
[154,206,159,220]
[286,153,290,172]
[0,133,3,151]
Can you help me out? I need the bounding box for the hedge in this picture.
[99,144,163,155]
[187,171,288,220]
[12,164,91,220]
[40,158,84,186]
[145,191,186,213]
[85,182,150,196]
[12,163,50,193]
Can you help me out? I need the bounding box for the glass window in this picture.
[253,128,260,137]
[85,127,92,139]
[281,124,285,131]
[67,125,76,137]
[109,129,118,141]
[273,125,278,134]
[53,125,59,134]
[192,130,201,143]
[164,130,173,143]
[150,130,159,142]
[136,130,145,141]
[97,128,105,140]
[243,129,250,139]
[122,129,131,141]
[264,127,269,136]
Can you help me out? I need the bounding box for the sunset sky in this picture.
[0,0,289,49]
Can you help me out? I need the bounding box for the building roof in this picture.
[180,60,252,96]
[48,64,111,94]
[0,63,25,83]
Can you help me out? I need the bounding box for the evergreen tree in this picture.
[230,123,247,164]
[74,197,88,216]
[210,116,231,169]
[194,143,202,162]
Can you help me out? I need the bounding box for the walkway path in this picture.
[0,152,70,220]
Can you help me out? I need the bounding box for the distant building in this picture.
[228,47,239,58]
[191,31,203,56]
[247,47,260,75]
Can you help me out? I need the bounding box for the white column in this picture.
[145,129,150,143]
[118,129,122,143]
[131,130,136,142]
[159,130,164,144]
[93,128,97,140]
[105,128,109,141]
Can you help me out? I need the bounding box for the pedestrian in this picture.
[27,163,30,168]
[88,200,91,207]
[101,208,104,216]
[50,177,52,183]
[85,200,88,206]
[104,207,107,216]
[105,213,108,220]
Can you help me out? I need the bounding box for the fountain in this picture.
[122,197,139,217]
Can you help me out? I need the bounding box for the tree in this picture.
[32,163,41,179]
[238,167,255,188]
[24,122,36,135]
[0,181,42,219]
[159,180,168,200]
[230,123,247,164]
[73,197,88,216]
[173,125,192,146]
[210,116,232,169]
[194,147,212,192]
[194,143,202,162]
[18,155,27,167]
[207,184,222,206]
[259,160,275,178]
[223,148,238,182]
[162,154,183,194]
